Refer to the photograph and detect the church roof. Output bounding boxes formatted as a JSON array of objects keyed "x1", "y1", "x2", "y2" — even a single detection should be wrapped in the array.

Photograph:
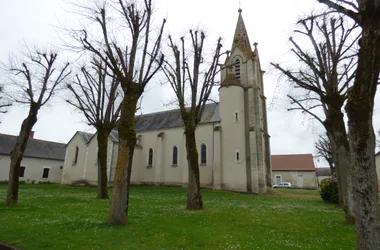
[
  {"x1": 271, "y1": 154, "x2": 315, "y2": 172},
  {"x1": 221, "y1": 73, "x2": 241, "y2": 87},
  {"x1": 135, "y1": 103, "x2": 220, "y2": 132},
  {"x1": 78, "y1": 131, "x2": 94, "y2": 144},
  {"x1": 232, "y1": 9, "x2": 253, "y2": 57},
  {"x1": 0, "y1": 133, "x2": 66, "y2": 161},
  {"x1": 76, "y1": 103, "x2": 220, "y2": 143}
]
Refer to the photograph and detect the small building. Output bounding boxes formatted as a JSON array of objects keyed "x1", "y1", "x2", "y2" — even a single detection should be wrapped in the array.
[
  {"x1": 0, "y1": 132, "x2": 65, "y2": 183},
  {"x1": 271, "y1": 154, "x2": 316, "y2": 189},
  {"x1": 316, "y1": 167, "x2": 332, "y2": 186}
]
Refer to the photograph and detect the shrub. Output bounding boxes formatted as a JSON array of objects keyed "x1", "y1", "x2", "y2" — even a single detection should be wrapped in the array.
[{"x1": 319, "y1": 177, "x2": 339, "y2": 204}]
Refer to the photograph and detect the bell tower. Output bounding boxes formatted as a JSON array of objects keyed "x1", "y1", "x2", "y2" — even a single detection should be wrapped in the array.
[{"x1": 219, "y1": 9, "x2": 271, "y2": 193}]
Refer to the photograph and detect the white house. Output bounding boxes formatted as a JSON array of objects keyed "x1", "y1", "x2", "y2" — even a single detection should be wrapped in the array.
[
  {"x1": 61, "y1": 9, "x2": 272, "y2": 193},
  {"x1": 271, "y1": 154, "x2": 317, "y2": 189},
  {"x1": 0, "y1": 132, "x2": 65, "y2": 183}
]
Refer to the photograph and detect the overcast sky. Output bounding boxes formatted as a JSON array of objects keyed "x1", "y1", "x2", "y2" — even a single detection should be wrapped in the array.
[{"x1": 1, "y1": 0, "x2": 378, "y2": 168}]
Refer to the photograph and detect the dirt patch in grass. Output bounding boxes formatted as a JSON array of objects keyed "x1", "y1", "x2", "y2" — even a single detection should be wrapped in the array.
[{"x1": 268, "y1": 190, "x2": 320, "y2": 199}]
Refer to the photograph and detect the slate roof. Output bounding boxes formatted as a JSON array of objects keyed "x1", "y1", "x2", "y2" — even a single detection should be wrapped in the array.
[
  {"x1": 74, "y1": 103, "x2": 220, "y2": 144},
  {"x1": 134, "y1": 103, "x2": 220, "y2": 132},
  {"x1": 109, "y1": 130, "x2": 119, "y2": 142},
  {"x1": 78, "y1": 131, "x2": 94, "y2": 144},
  {"x1": 0, "y1": 133, "x2": 66, "y2": 161},
  {"x1": 271, "y1": 154, "x2": 315, "y2": 171}
]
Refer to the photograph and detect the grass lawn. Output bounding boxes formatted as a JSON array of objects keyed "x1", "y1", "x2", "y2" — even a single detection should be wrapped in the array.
[{"x1": 0, "y1": 184, "x2": 356, "y2": 250}]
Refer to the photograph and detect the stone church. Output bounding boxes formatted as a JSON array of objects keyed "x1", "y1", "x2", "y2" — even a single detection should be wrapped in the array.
[{"x1": 61, "y1": 9, "x2": 272, "y2": 193}]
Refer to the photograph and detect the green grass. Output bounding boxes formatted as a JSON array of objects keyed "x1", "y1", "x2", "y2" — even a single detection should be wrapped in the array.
[
  {"x1": 0, "y1": 184, "x2": 356, "y2": 250},
  {"x1": 274, "y1": 188, "x2": 320, "y2": 195}
]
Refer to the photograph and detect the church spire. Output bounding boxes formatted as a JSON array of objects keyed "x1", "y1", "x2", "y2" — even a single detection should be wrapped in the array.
[{"x1": 232, "y1": 9, "x2": 253, "y2": 57}]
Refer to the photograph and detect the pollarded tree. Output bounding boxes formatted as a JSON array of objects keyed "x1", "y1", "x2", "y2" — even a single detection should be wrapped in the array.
[
  {"x1": 4, "y1": 49, "x2": 70, "y2": 205},
  {"x1": 272, "y1": 14, "x2": 358, "y2": 223},
  {"x1": 66, "y1": 57, "x2": 122, "y2": 199},
  {"x1": 315, "y1": 135, "x2": 335, "y2": 175},
  {"x1": 316, "y1": 1, "x2": 380, "y2": 248},
  {"x1": 161, "y1": 31, "x2": 222, "y2": 209},
  {"x1": 69, "y1": 0, "x2": 166, "y2": 225}
]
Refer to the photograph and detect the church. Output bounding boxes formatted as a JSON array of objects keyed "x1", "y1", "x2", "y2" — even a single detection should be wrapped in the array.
[{"x1": 61, "y1": 9, "x2": 272, "y2": 193}]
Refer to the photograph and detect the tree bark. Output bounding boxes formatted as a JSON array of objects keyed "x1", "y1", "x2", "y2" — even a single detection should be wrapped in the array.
[
  {"x1": 6, "y1": 103, "x2": 39, "y2": 205},
  {"x1": 124, "y1": 143, "x2": 135, "y2": 217},
  {"x1": 108, "y1": 95, "x2": 137, "y2": 226},
  {"x1": 345, "y1": 16, "x2": 380, "y2": 249},
  {"x1": 97, "y1": 128, "x2": 109, "y2": 199},
  {"x1": 184, "y1": 128, "x2": 203, "y2": 210},
  {"x1": 325, "y1": 102, "x2": 355, "y2": 224}
]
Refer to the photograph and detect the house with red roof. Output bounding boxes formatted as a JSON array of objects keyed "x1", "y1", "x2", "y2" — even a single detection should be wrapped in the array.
[{"x1": 271, "y1": 154, "x2": 316, "y2": 189}]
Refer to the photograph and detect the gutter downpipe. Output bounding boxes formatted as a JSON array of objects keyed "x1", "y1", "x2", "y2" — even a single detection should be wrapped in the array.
[{"x1": 212, "y1": 122, "x2": 215, "y2": 188}]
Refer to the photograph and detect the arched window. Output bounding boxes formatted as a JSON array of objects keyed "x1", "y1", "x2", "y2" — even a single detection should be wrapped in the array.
[
  {"x1": 148, "y1": 148, "x2": 153, "y2": 166},
  {"x1": 172, "y1": 146, "x2": 178, "y2": 165},
  {"x1": 73, "y1": 146, "x2": 79, "y2": 165},
  {"x1": 200, "y1": 144, "x2": 207, "y2": 165},
  {"x1": 234, "y1": 59, "x2": 241, "y2": 80}
]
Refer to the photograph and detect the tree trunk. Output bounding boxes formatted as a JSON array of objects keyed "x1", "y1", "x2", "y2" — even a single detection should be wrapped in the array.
[
  {"x1": 108, "y1": 95, "x2": 137, "y2": 226},
  {"x1": 184, "y1": 128, "x2": 203, "y2": 210},
  {"x1": 124, "y1": 143, "x2": 135, "y2": 217},
  {"x1": 97, "y1": 128, "x2": 109, "y2": 199},
  {"x1": 6, "y1": 103, "x2": 39, "y2": 205},
  {"x1": 331, "y1": 147, "x2": 344, "y2": 207},
  {"x1": 324, "y1": 100, "x2": 355, "y2": 224},
  {"x1": 344, "y1": 16, "x2": 380, "y2": 249}
]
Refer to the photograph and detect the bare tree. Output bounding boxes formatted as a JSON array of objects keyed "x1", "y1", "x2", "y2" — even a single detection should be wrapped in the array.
[
  {"x1": 315, "y1": 135, "x2": 335, "y2": 175},
  {"x1": 271, "y1": 14, "x2": 358, "y2": 223},
  {"x1": 0, "y1": 86, "x2": 12, "y2": 117},
  {"x1": 161, "y1": 31, "x2": 222, "y2": 209},
  {"x1": 4, "y1": 49, "x2": 70, "y2": 205},
  {"x1": 66, "y1": 57, "x2": 121, "y2": 199},
  {"x1": 68, "y1": 0, "x2": 166, "y2": 225},
  {"x1": 316, "y1": 1, "x2": 380, "y2": 248}
]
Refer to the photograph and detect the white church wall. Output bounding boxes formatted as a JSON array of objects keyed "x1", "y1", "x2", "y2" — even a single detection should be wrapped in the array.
[
  {"x1": 82, "y1": 136, "x2": 98, "y2": 183},
  {"x1": 61, "y1": 133, "x2": 88, "y2": 184},
  {"x1": 126, "y1": 123, "x2": 217, "y2": 187}
]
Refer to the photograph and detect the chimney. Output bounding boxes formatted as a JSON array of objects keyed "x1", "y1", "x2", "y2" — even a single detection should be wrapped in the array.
[{"x1": 29, "y1": 131, "x2": 34, "y2": 139}]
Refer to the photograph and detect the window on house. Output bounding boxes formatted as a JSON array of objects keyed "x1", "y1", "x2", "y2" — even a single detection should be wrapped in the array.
[
  {"x1": 42, "y1": 168, "x2": 50, "y2": 179},
  {"x1": 200, "y1": 144, "x2": 207, "y2": 165},
  {"x1": 148, "y1": 148, "x2": 153, "y2": 166},
  {"x1": 19, "y1": 166, "x2": 26, "y2": 178},
  {"x1": 235, "y1": 59, "x2": 241, "y2": 80},
  {"x1": 73, "y1": 146, "x2": 79, "y2": 165},
  {"x1": 172, "y1": 146, "x2": 178, "y2": 165},
  {"x1": 235, "y1": 111, "x2": 239, "y2": 122}
]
